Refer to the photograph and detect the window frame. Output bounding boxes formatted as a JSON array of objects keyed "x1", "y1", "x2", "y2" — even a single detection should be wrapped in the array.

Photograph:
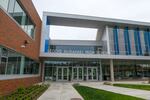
[{"x1": 0, "y1": 0, "x2": 36, "y2": 40}]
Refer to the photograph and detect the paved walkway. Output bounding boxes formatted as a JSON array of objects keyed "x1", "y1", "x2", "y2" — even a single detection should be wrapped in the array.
[
  {"x1": 38, "y1": 82, "x2": 83, "y2": 100},
  {"x1": 80, "y1": 82, "x2": 150, "y2": 100}
]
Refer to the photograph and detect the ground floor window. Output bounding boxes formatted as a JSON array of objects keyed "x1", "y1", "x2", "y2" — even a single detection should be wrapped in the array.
[
  {"x1": 44, "y1": 60, "x2": 109, "y2": 81},
  {"x1": 0, "y1": 45, "x2": 40, "y2": 75},
  {"x1": 44, "y1": 59, "x2": 150, "y2": 81},
  {"x1": 114, "y1": 60, "x2": 150, "y2": 80}
]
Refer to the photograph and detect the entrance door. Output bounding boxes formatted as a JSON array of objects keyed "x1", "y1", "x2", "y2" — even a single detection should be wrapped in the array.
[
  {"x1": 87, "y1": 67, "x2": 98, "y2": 81},
  {"x1": 57, "y1": 67, "x2": 68, "y2": 81},
  {"x1": 72, "y1": 67, "x2": 83, "y2": 81}
]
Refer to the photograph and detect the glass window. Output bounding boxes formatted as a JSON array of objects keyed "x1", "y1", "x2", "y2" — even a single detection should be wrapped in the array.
[
  {"x1": 0, "y1": 45, "x2": 39, "y2": 75},
  {"x1": 24, "y1": 58, "x2": 39, "y2": 74},
  {"x1": 7, "y1": 0, "x2": 15, "y2": 16},
  {"x1": 0, "y1": 57, "x2": 7, "y2": 74},
  {"x1": 13, "y1": 1, "x2": 26, "y2": 27},
  {"x1": 1, "y1": 0, "x2": 35, "y2": 39},
  {"x1": 0, "y1": 0, "x2": 9, "y2": 11},
  {"x1": 26, "y1": 18, "x2": 35, "y2": 38},
  {"x1": 7, "y1": 56, "x2": 21, "y2": 74}
]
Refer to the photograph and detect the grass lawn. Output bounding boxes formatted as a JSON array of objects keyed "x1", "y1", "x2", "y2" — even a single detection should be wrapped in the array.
[
  {"x1": 73, "y1": 85, "x2": 144, "y2": 100},
  {"x1": 113, "y1": 84, "x2": 150, "y2": 91}
]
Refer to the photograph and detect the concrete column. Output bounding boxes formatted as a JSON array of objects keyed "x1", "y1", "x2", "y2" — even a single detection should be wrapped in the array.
[
  {"x1": 20, "y1": 56, "x2": 25, "y2": 74},
  {"x1": 110, "y1": 59, "x2": 114, "y2": 81},
  {"x1": 99, "y1": 60, "x2": 103, "y2": 81},
  {"x1": 41, "y1": 61, "x2": 45, "y2": 82}
]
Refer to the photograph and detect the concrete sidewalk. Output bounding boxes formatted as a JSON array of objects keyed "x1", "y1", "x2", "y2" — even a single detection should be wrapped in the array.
[
  {"x1": 80, "y1": 82, "x2": 150, "y2": 100},
  {"x1": 38, "y1": 82, "x2": 83, "y2": 100}
]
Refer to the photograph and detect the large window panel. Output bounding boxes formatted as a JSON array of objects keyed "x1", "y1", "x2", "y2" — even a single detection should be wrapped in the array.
[
  {"x1": 0, "y1": 57, "x2": 7, "y2": 74},
  {"x1": 13, "y1": 1, "x2": 26, "y2": 26},
  {"x1": 0, "y1": 46, "x2": 39, "y2": 75},
  {"x1": 24, "y1": 58, "x2": 39, "y2": 74},
  {"x1": 0, "y1": 0, "x2": 9, "y2": 11},
  {"x1": 7, "y1": 56, "x2": 21, "y2": 74},
  {"x1": 7, "y1": 0, "x2": 15, "y2": 16},
  {"x1": 1, "y1": 0, "x2": 35, "y2": 39},
  {"x1": 0, "y1": 47, "x2": 8, "y2": 74},
  {"x1": 27, "y1": 18, "x2": 35, "y2": 38}
]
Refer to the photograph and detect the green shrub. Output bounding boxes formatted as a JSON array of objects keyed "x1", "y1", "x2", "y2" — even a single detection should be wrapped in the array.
[
  {"x1": 1, "y1": 84, "x2": 49, "y2": 100},
  {"x1": 17, "y1": 87, "x2": 26, "y2": 94},
  {"x1": 73, "y1": 83, "x2": 80, "y2": 86},
  {"x1": 103, "y1": 82, "x2": 113, "y2": 85}
]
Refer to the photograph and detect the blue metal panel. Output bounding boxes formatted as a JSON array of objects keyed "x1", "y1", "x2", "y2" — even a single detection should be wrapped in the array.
[
  {"x1": 46, "y1": 16, "x2": 51, "y2": 25},
  {"x1": 127, "y1": 28, "x2": 131, "y2": 55},
  {"x1": 137, "y1": 28, "x2": 142, "y2": 55},
  {"x1": 134, "y1": 29, "x2": 138, "y2": 55},
  {"x1": 113, "y1": 26, "x2": 119, "y2": 55},
  {"x1": 144, "y1": 29, "x2": 149, "y2": 53},
  {"x1": 134, "y1": 28, "x2": 142, "y2": 56},
  {"x1": 148, "y1": 30, "x2": 150, "y2": 53},
  {"x1": 45, "y1": 16, "x2": 50, "y2": 53},
  {"x1": 44, "y1": 40, "x2": 49, "y2": 53},
  {"x1": 124, "y1": 27, "x2": 131, "y2": 55}
]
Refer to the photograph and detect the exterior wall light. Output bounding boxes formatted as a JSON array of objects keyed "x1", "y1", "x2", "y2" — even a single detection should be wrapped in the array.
[{"x1": 21, "y1": 40, "x2": 30, "y2": 48}]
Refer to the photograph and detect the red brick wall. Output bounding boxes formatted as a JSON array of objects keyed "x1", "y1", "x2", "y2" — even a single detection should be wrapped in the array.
[
  {"x1": 0, "y1": 76, "x2": 41, "y2": 96},
  {"x1": 0, "y1": 0, "x2": 42, "y2": 61},
  {"x1": 0, "y1": 0, "x2": 43, "y2": 96}
]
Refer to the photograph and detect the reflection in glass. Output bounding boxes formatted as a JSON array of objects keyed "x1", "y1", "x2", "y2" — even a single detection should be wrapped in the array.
[
  {"x1": 0, "y1": 0, "x2": 9, "y2": 10},
  {"x1": 0, "y1": 0, "x2": 35, "y2": 38},
  {"x1": 0, "y1": 46, "x2": 39, "y2": 75}
]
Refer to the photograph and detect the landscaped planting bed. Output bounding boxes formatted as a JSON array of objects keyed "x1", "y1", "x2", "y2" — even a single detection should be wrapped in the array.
[
  {"x1": 0, "y1": 84, "x2": 49, "y2": 100},
  {"x1": 73, "y1": 85, "x2": 144, "y2": 100},
  {"x1": 113, "y1": 84, "x2": 150, "y2": 91}
]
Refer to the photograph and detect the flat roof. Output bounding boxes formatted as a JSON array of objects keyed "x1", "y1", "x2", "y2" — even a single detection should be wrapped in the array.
[{"x1": 44, "y1": 12, "x2": 150, "y2": 29}]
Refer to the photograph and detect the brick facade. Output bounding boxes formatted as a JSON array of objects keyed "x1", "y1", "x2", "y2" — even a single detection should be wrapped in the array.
[
  {"x1": 0, "y1": 0, "x2": 42, "y2": 96},
  {"x1": 0, "y1": 0, "x2": 42, "y2": 61},
  {"x1": 0, "y1": 76, "x2": 41, "y2": 96}
]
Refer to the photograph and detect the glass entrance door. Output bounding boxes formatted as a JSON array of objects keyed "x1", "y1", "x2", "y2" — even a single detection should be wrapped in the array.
[
  {"x1": 57, "y1": 67, "x2": 68, "y2": 81},
  {"x1": 87, "y1": 67, "x2": 98, "y2": 81},
  {"x1": 72, "y1": 67, "x2": 83, "y2": 81}
]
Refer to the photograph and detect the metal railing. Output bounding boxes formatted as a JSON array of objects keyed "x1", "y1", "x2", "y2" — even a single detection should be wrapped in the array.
[{"x1": 49, "y1": 49, "x2": 108, "y2": 55}]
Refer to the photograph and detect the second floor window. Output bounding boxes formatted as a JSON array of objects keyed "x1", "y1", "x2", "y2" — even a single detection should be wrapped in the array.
[{"x1": 0, "y1": 0, "x2": 35, "y2": 39}]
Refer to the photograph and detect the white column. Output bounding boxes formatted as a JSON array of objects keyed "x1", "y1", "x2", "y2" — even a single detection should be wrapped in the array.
[
  {"x1": 110, "y1": 59, "x2": 114, "y2": 81},
  {"x1": 106, "y1": 26, "x2": 111, "y2": 55},
  {"x1": 20, "y1": 56, "x2": 25, "y2": 74}
]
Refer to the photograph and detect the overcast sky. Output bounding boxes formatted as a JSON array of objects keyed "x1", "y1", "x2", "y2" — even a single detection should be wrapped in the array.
[{"x1": 32, "y1": 0, "x2": 150, "y2": 40}]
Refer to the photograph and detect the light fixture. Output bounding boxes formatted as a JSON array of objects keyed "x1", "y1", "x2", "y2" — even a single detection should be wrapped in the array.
[{"x1": 21, "y1": 40, "x2": 30, "y2": 48}]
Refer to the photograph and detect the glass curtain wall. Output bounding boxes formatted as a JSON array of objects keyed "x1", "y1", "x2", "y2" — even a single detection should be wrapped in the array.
[
  {"x1": 101, "y1": 60, "x2": 111, "y2": 81},
  {"x1": 0, "y1": 0, "x2": 35, "y2": 38},
  {"x1": 44, "y1": 60, "x2": 102, "y2": 81},
  {"x1": 0, "y1": 45, "x2": 39, "y2": 75},
  {"x1": 114, "y1": 60, "x2": 150, "y2": 80},
  {"x1": 0, "y1": 0, "x2": 9, "y2": 10}
]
